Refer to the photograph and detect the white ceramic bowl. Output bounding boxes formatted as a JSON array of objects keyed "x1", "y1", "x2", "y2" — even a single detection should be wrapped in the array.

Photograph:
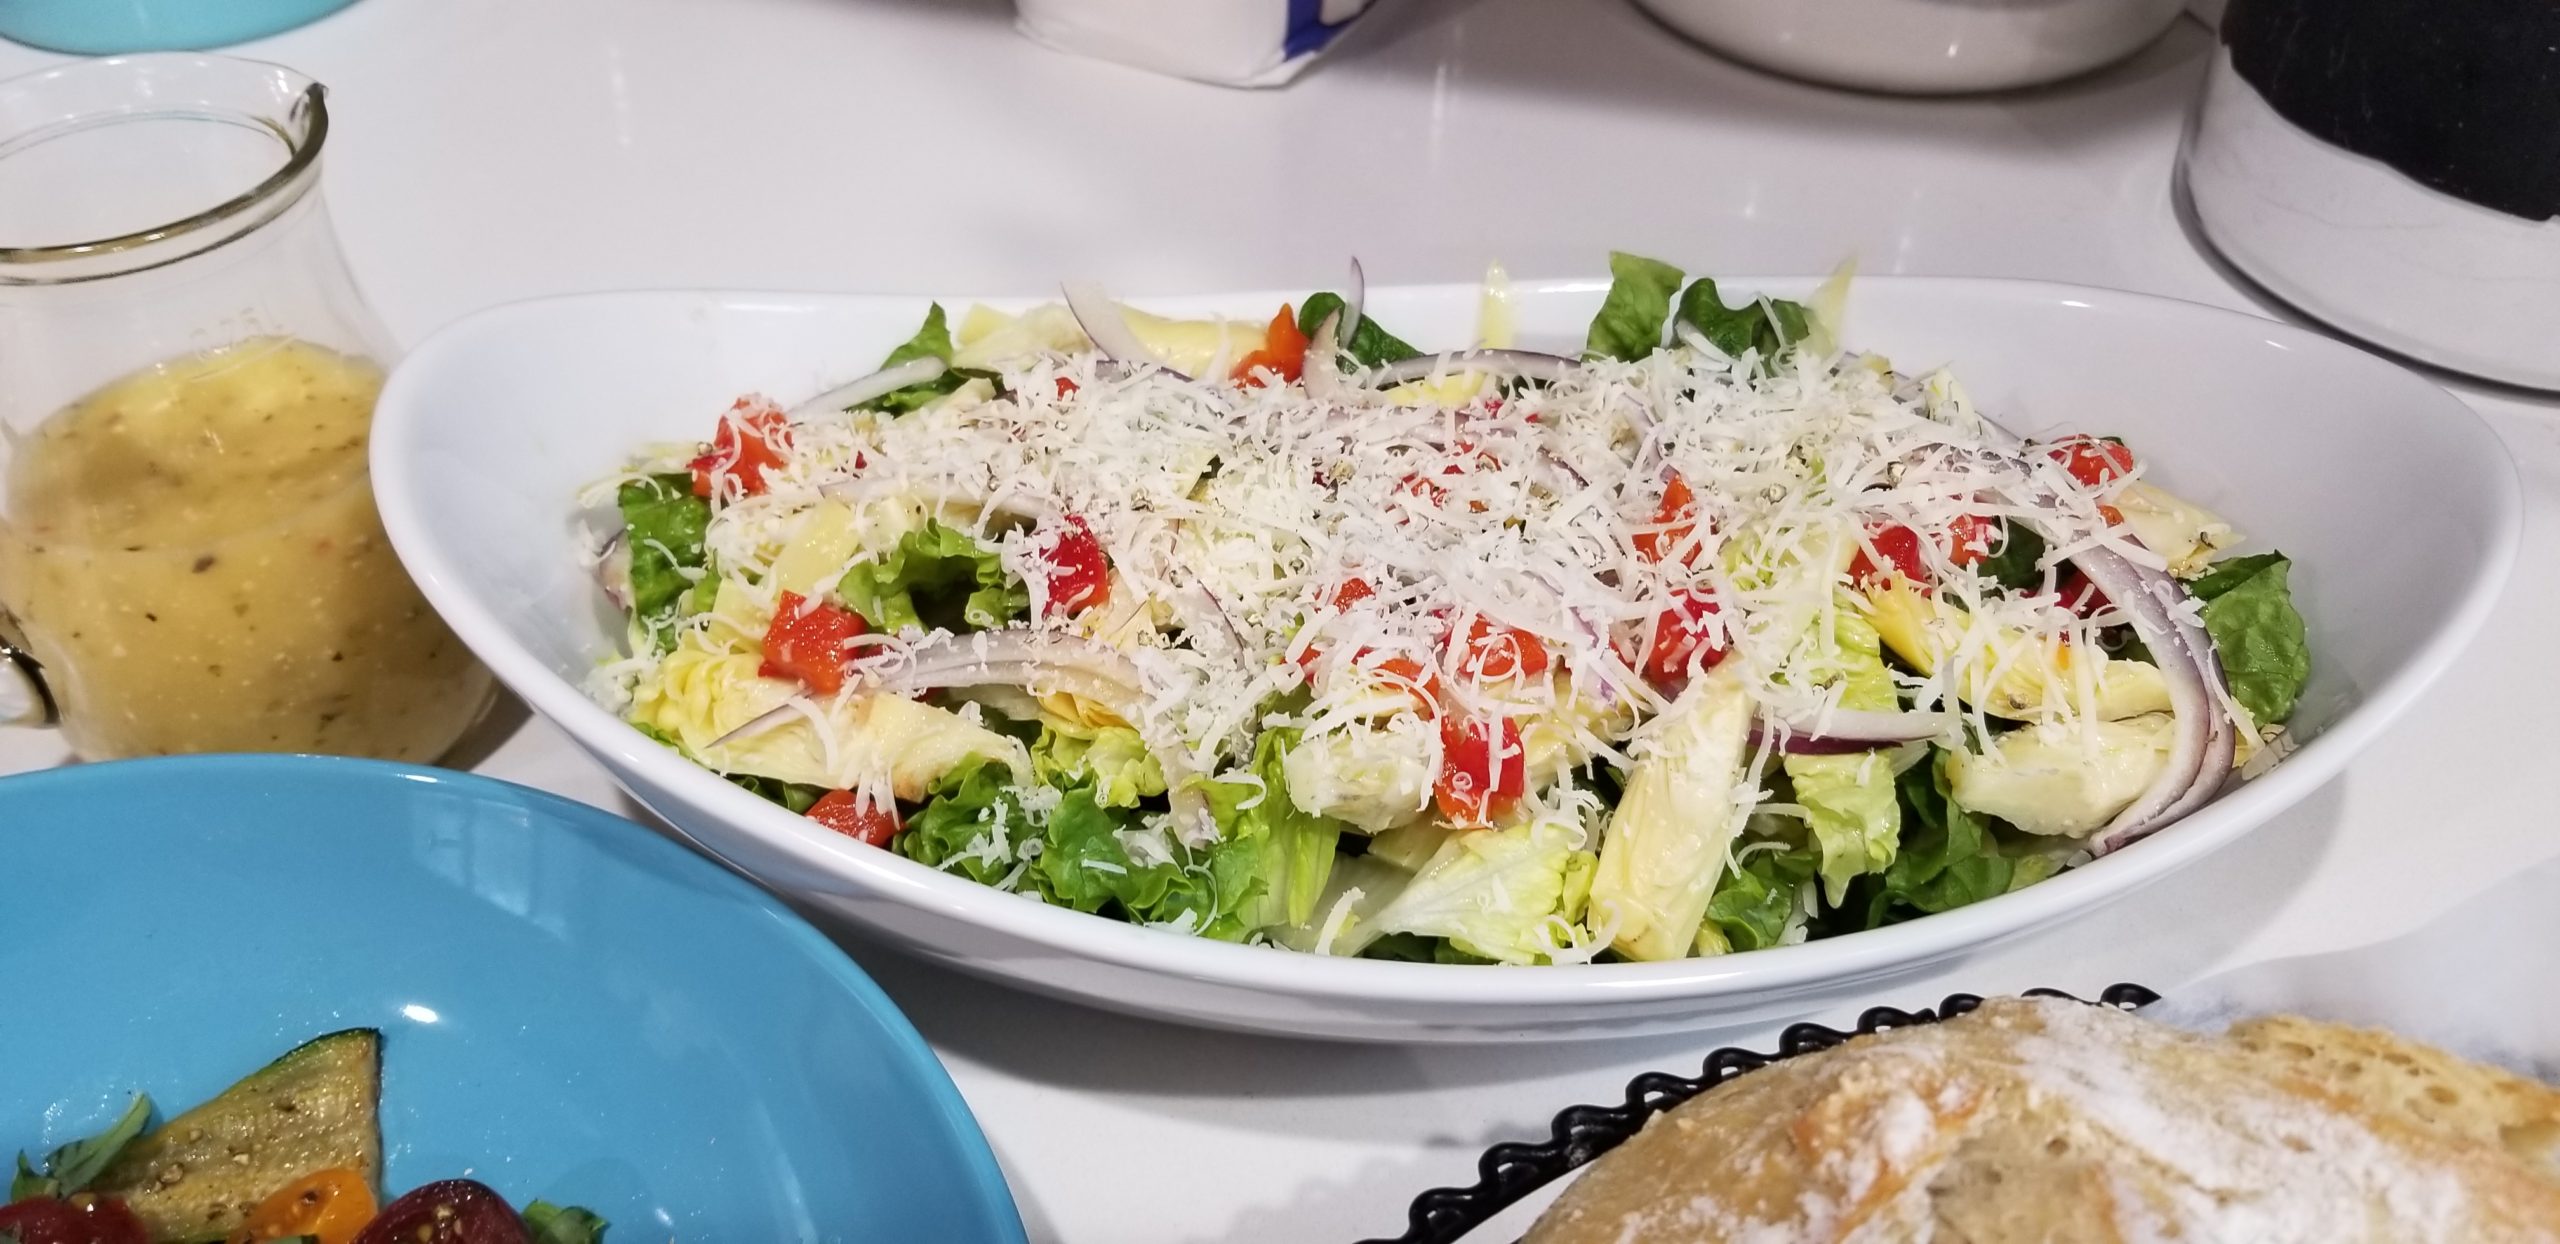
[
  {"x1": 375, "y1": 279, "x2": 2516, "y2": 1042},
  {"x1": 1632, "y1": 0, "x2": 2187, "y2": 94}
]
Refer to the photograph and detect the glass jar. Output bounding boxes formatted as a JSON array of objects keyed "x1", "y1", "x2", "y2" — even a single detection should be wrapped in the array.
[{"x1": 0, "y1": 54, "x2": 493, "y2": 761}]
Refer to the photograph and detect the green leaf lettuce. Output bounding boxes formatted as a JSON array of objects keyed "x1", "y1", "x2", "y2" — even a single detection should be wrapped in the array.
[
  {"x1": 615, "y1": 473, "x2": 712, "y2": 652},
  {"x1": 2190, "y1": 552, "x2": 2311, "y2": 726},
  {"x1": 836, "y1": 519, "x2": 1029, "y2": 634},
  {"x1": 1585, "y1": 252, "x2": 1685, "y2": 362}
]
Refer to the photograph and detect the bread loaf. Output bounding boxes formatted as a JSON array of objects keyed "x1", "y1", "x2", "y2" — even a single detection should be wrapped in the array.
[{"x1": 1528, "y1": 996, "x2": 2560, "y2": 1243}]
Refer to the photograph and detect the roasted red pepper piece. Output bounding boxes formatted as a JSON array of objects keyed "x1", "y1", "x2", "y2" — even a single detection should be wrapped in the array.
[{"x1": 758, "y1": 591, "x2": 866, "y2": 695}]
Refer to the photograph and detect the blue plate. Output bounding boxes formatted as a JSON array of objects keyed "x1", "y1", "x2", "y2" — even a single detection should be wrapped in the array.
[{"x1": 0, "y1": 756, "x2": 1024, "y2": 1243}]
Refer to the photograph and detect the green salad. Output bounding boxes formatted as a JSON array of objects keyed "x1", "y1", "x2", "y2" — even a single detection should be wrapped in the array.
[{"x1": 581, "y1": 253, "x2": 2309, "y2": 965}]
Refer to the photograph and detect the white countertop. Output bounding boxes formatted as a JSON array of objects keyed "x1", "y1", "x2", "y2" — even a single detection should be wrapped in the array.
[{"x1": 5, "y1": 3, "x2": 2556, "y2": 1240}]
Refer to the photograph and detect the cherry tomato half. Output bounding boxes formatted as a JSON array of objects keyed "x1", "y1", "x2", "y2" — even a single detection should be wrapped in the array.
[
  {"x1": 1435, "y1": 716, "x2": 1525, "y2": 826},
  {"x1": 1035, "y1": 516, "x2": 1111, "y2": 617},
  {"x1": 350, "y1": 1180, "x2": 527, "y2": 1244},
  {"x1": 232, "y1": 1167, "x2": 377, "y2": 1244},
  {"x1": 758, "y1": 591, "x2": 866, "y2": 696},
  {"x1": 0, "y1": 1196, "x2": 148, "y2": 1244},
  {"x1": 809, "y1": 789, "x2": 900, "y2": 847},
  {"x1": 687, "y1": 397, "x2": 793, "y2": 499}
]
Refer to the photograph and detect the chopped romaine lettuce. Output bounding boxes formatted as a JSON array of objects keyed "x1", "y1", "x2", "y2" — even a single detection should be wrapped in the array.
[
  {"x1": 1862, "y1": 749, "x2": 2045, "y2": 927},
  {"x1": 2190, "y1": 552, "x2": 2309, "y2": 726},
  {"x1": 1701, "y1": 843, "x2": 1818, "y2": 954},
  {"x1": 1674, "y1": 277, "x2": 1810, "y2": 369},
  {"x1": 836, "y1": 519, "x2": 1028, "y2": 633},
  {"x1": 615, "y1": 473, "x2": 712, "y2": 651},
  {"x1": 858, "y1": 303, "x2": 975, "y2": 415},
  {"x1": 1584, "y1": 252, "x2": 1685, "y2": 362},
  {"x1": 1361, "y1": 933, "x2": 1496, "y2": 965},
  {"x1": 1033, "y1": 724, "x2": 1166, "y2": 809},
  {"x1": 900, "y1": 758, "x2": 1256, "y2": 939},
  {"x1": 727, "y1": 771, "x2": 829, "y2": 816},
  {"x1": 1268, "y1": 852, "x2": 1408, "y2": 955},
  {"x1": 1201, "y1": 727, "x2": 1348, "y2": 931},
  {"x1": 1783, "y1": 608, "x2": 1904, "y2": 903},
  {"x1": 1364, "y1": 818, "x2": 1590, "y2": 965}
]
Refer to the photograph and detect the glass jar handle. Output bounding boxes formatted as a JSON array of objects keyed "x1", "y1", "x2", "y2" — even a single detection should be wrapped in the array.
[{"x1": 0, "y1": 613, "x2": 57, "y2": 727}]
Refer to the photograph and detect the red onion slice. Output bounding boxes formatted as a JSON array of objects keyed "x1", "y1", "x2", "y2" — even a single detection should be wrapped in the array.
[
  {"x1": 860, "y1": 631, "x2": 1214, "y2": 834},
  {"x1": 818, "y1": 477, "x2": 1056, "y2": 525},
  {"x1": 1363, "y1": 349, "x2": 1578, "y2": 389},
  {"x1": 707, "y1": 701, "x2": 801, "y2": 749},
  {"x1": 1343, "y1": 256, "x2": 1366, "y2": 343},
  {"x1": 1753, "y1": 707, "x2": 1956, "y2": 755},
  {"x1": 595, "y1": 531, "x2": 633, "y2": 611},
  {"x1": 2067, "y1": 544, "x2": 2235, "y2": 854},
  {"x1": 1961, "y1": 440, "x2": 2238, "y2": 853},
  {"x1": 785, "y1": 355, "x2": 949, "y2": 421},
  {"x1": 1062, "y1": 281, "x2": 1185, "y2": 378}
]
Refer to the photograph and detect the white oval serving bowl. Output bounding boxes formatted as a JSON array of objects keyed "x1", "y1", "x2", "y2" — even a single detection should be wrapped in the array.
[
  {"x1": 1631, "y1": 0, "x2": 2188, "y2": 95},
  {"x1": 375, "y1": 278, "x2": 2516, "y2": 1042}
]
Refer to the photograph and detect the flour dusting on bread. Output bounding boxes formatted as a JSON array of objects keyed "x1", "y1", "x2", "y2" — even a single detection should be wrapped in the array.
[{"x1": 1530, "y1": 997, "x2": 2560, "y2": 1244}]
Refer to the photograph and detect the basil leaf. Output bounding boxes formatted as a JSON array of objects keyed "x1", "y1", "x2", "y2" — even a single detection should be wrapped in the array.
[
  {"x1": 13, "y1": 1094, "x2": 151, "y2": 1202},
  {"x1": 2193, "y1": 553, "x2": 2311, "y2": 725},
  {"x1": 524, "y1": 1201, "x2": 611, "y2": 1244},
  {"x1": 1297, "y1": 293, "x2": 1418, "y2": 369},
  {"x1": 1584, "y1": 252, "x2": 1685, "y2": 362}
]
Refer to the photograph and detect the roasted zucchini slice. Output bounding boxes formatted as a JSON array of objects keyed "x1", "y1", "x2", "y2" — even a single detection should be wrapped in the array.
[{"x1": 92, "y1": 1030, "x2": 382, "y2": 1243}]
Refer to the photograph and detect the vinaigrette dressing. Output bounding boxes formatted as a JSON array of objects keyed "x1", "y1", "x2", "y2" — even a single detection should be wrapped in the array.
[{"x1": 0, "y1": 338, "x2": 489, "y2": 759}]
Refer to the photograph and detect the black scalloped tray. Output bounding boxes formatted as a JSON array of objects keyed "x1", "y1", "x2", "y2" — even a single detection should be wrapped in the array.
[{"x1": 1359, "y1": 984, "x2": 2161, "y2": 1244}]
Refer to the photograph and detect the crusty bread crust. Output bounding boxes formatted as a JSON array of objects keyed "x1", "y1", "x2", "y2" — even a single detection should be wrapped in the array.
[{"x1": 1529, "y1": 997, "x2": 2560, "y2": 1243}]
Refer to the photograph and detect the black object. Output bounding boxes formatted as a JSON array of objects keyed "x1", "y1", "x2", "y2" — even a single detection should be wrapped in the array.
[
  {"x1": 2223, "y1": 0, "x2": 2560, "y2": 222},
  {"x1": 1359, "y1": 984, "x2": 2162, "y2": 1244}
]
